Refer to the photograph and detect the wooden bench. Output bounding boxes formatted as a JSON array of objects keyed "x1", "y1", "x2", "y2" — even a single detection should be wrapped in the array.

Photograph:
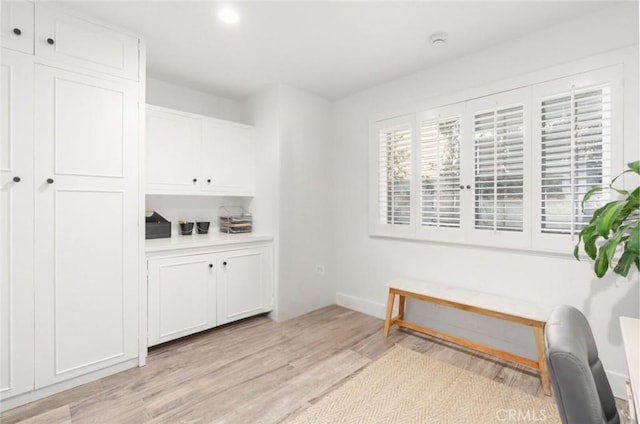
[{"x1": 383, "y1": 279, "x2": 553, "y2": 396}]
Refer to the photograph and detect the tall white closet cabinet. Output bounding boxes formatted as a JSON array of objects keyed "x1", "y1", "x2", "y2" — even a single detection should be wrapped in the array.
[{"x1": 1, "y1": 2, "x2": 143, "y2": 408}]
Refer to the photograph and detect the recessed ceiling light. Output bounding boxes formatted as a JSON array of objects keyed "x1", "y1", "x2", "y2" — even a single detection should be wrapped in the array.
[
  {"x1": 430, "y1": 32, "x2": 448, "y2": 47},
  {"x1": 218, "y1": 7, "x2": 239, "y2": 24}
]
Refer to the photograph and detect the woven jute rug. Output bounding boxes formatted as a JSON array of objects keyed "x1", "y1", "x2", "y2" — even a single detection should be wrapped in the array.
[{"x1": 287, "y1": 345, "x2": 560, "y2": 424}]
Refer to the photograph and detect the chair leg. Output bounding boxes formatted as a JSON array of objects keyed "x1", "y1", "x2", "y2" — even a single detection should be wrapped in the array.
[
  {"x1": 383, "y1": 290, "x2": 395, "y2": 336},
  {"x1": 534, "y1": 325, "x2": 552, "y2": 396}
]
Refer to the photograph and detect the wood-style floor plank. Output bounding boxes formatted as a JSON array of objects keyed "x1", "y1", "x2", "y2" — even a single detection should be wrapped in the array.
[{"x1": 0, "y1": 305, "x2": 630, "y2": 424}]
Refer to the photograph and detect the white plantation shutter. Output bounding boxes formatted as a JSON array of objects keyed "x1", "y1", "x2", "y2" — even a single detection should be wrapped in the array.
[
  {"x1": 539, "y1": 84, "x2": 612, "y2": 235},
  {"x1": 369, "y1": 65, "x2": 622, "y2": 252},
  {"x1": 420, "y1": 116, "x2": 461, "y2": 228},
  {"x1": 473, "y1": 105, "x2": 525, "y2": 232},
  {"x1": 378, "y1": 124, "x2": 412, "y2": 226}
]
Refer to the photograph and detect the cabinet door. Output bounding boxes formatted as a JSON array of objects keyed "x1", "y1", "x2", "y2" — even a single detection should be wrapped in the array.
[
  {"x1": 201, "y1": 121, "x2": 254, "y2": 195},
  {"x1": 147, "y1": 254, "x2": 217, "y2": 346},
  {"x1": 146, "y1": 108, "x2": 202, "y2": 194},
  {"x1": 217, "y1": 246, "x2": 272, "y2": 325},
  {"x1": 33, "y1": 65, "x2": 139, "y2": 388},
  {"x1": 0, "y1": 1, "x2": 34, "y2": 54},
  {"x1": 0, "y1": 50, "x2": 34, "y2": 400},
  {"x1": 34, "y1": 5, "x2": 139, "y2": 80}
]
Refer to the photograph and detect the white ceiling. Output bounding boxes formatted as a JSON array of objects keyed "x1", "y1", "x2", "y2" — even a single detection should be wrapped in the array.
[{"x1": 55, "y1": 1, "x2": 621, "y2": 100}]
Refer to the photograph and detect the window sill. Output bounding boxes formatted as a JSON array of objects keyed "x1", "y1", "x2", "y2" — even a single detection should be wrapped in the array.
[{"x1": 369, "y1": 232, "x2": 579, "y2": 260}]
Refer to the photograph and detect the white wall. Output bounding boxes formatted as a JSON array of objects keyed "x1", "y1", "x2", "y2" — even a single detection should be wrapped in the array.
[
  {"x1": 244, "y1": 85, "x2": 335, "y2": 321},
  {"x1": 146, "y1": 77, "x2": 247, "y2": 123},
  {"x1": 329, "y1": 2, "x2": 639, "y2": 397},
  {"x1": 277, "y1": 86, "x2": 334, "y2": 320},
  {"x1": 244, "y1": 88, "x2": 283, "y2": 318}
]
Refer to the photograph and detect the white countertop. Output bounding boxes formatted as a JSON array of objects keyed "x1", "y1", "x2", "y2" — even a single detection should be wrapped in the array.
[
  {"x1": 145, "y1": 232, "x2": 273, "y2": 253},
  {"x1": 386, "y1": 278, "x2": 554, "y2": 323},
  {"x1": 620, "y1": 316, "x2": 639, "y2": 417}
]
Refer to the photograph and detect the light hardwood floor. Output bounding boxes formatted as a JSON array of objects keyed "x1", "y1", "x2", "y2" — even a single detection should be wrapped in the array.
[{"x1": 1, "y1": 305, "x2": 630, "y2": 423}]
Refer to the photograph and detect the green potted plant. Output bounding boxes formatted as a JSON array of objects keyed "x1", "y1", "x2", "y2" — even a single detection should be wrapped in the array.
[{"x1": 574, "y1": 160, "x2": 639, "y2": 278}]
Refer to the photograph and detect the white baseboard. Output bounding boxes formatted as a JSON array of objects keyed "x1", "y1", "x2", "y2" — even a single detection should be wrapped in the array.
[
  {"x1": 0, "y1": 358, "x2": 139, "y2": 412},
  {"x1": 336, "y1": 292, "x2": 397, "y2": 319},
  {"x1": 334, "y1": 291, "x2": 630, "y2": 400}
]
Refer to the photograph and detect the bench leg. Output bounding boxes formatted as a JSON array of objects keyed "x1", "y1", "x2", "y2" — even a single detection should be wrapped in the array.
[
  {"x1": 534, "y1": 326, "x2": 552, "y2": 396},
  {"x1": 398, "y1": 295, "x2": 406, "y2": 320},
  {"x1": 384, "y1": 290, "x2": 395, "y2": 336}
]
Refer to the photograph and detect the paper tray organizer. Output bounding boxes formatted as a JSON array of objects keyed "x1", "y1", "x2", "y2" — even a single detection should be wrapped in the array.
[{"x1": 219, "y1": 206, "x2": 252, "y2": 234}]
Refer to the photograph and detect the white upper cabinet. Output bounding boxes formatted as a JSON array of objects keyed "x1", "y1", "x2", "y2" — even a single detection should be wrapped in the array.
[
  {"x1": 146, "y1": 108, "x2": 202, "y2": 193},
  {"x1": 0, "y1": 0, "x2": 34, "y2": 54},
  {"x1": 34, "y1": 5, "x2": 139, "y2": 80},
  {"x1": 146, "y1": 105, "x2": 255, "y2": 196},
  {"x1": 202, "y1": 121, "x2": 254, "y2": 195}
]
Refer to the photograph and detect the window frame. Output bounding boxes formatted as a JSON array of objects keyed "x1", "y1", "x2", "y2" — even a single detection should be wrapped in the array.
[
  {"x1": 415, "y1": 103, "x2": 467, "y2": 243},
  {"x1": 531, "y1": 66, "x2": 624, "y2": 252},
  {"x1": 369, "y1": 64, "x2": 624, "y2": 254},
  {"x1": 465, "y1": 87, "x2": 533, "y2": 249},
  {"x1": 369, "y1": 114, "x2": 417, "y2": 238}
]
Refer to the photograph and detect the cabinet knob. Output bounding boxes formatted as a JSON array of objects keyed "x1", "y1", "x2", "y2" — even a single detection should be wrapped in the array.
[
  {"x1": 209, "y1": 264, "x2": 213, "y2": 268},
  {"x1": 13, "y1": 176, "x2": 21, "y2": 183},
  {"x1": 459, "y1": 185, "x2": 464, "y2": 190},
  {"x1": 207, "y1": 179, "x2": 211, "y2": 183},
  {"x1": 222, "y1": 261, "x2": 227, "y2": 266},
  {"x1": 12, "y1": 28, "x2": 21, "y2": 36},
  {"x1": 46, "y1": 178, "x2": 54, "y2": 184},
  {"x1": 466, "y1": 185, "x2": 471, "y2": 190},
  {"x1": 46, "y1": 38, "x2": 55, "y2": 45},
  {"x1": 193, "y1": 178, "x2": 197, "y2": 183}
]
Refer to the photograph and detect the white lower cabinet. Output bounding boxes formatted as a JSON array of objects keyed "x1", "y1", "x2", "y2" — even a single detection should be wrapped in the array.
[
  {"x1": 147, "y1": 242, "x2": 273, "y2": 347},
  {"x1": 217, "y1": 247, "x2": 271, "y2": 325},
  {"x1": 147, "y1": 254, "x2": 217, "y2": 346}
]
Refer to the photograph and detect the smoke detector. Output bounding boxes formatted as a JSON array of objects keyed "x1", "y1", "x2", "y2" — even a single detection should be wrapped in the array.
[{"x1": 430, "y1": 32, "x2": 448, "y2": 46}]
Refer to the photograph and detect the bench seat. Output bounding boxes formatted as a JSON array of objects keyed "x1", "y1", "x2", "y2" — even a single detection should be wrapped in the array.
[{"x1": 384, "y1": 278, "x2": 554, "y2": 396}]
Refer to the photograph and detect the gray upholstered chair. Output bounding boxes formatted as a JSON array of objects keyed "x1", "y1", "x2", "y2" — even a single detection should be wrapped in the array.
[{"x1": 545, "y1": 305, "x2": 620, "y2": 424}]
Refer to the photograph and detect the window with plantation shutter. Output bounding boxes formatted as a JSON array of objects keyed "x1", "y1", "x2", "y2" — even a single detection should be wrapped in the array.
[
  {"x1": 420, "y1": 115, "x2": 461, "y2": 229},
  {"x1": 378, "y1": 122, "x2": 412, "y2": 226},
  {"x1": 369, "y1": 64, "x2": 623, "y2": 253},
  {"x1": 473, "y1": 105, "x2": 525, "y2": 232},
  {"x1": 539, "y1": 84, "x2": 612, "y2": 235}
]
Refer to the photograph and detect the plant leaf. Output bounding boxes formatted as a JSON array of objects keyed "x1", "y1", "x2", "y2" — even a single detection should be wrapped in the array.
[
  {"x1": 628, "y1": 160, "x2": 640, "y2": 175},
  {"x1": 605, "y1": 230, "x2": 625, "y2": 261},
  {"x1": 581, "y1": 186, "x2": 605, "y2": 212},
  {"x1": 627, "y1": 222, "x2": 639, "y2": 254},
  {"x1": 585, "y1": 233, "x2": 599, "y2": 260},
  {"x1": 594, "y1": 246, "x2": 609, "y2": 278},
  {"x1": 610, "y1": 169, "x2": 634, "y2": 186},
  {"x1": 613, "y1": 250, "x2": 636, "y2": 277},
  {"x1": 595, "y1": 201, "x2": 627, "y2": 237}
]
